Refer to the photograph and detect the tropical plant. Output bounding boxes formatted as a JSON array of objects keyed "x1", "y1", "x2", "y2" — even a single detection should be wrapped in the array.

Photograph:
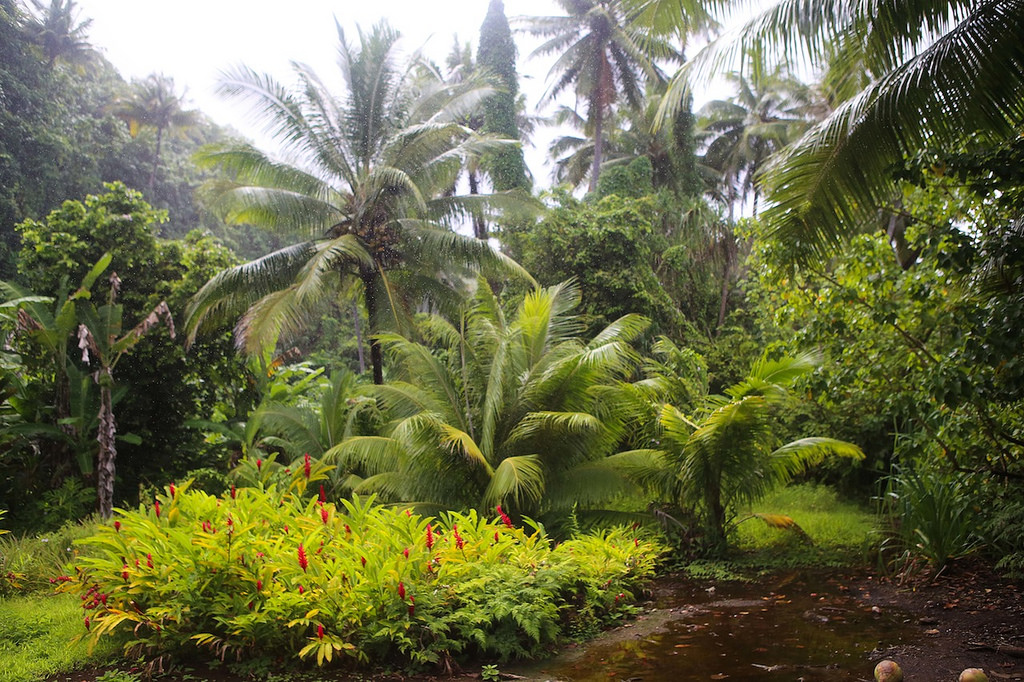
[
  {"x1": 64, "y1": 486, "x2": 661, "y2": 669},
  {"x1": 655, "y1": 0, "x2": 1024, "y2": 262},
  {"x1": 621, "y1": 352, "x2": 863, "y2": 550},
  {"x1": 76, "y1": 271, "x2": 175, "y2": 519},
  {"x1": 186, "y1": 21, "x2": 533, "y2": 385},
  {"x1": 330, "y1": 279, "x2": 648, "y2": 518},
  {"x1": 521, "y1": 0, "x2": 680, "y2": 192}
]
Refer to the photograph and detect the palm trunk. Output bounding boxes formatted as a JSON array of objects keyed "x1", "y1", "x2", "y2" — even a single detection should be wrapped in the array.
[
  {"x1": 588, "y1": 104, "x2": 605, "y2": 194},
  {"x1": 468, "y1": 169, "x2": 487, "y2": 240},
  {"x1": 352, "y1": 301, "x2": 366, "y2": 374},
  {"x1": 360, "y1": 268, "x2": 384, "y2": 385},
  {"x1": 716, "y1": 236, "x2": 735, "y2": 333},
  {"x1": 96, "y1": 379, "x2": 116, "y2": 519},
  {"x1": 149, "y1": 125, "x2": 163, "y2": 192}
]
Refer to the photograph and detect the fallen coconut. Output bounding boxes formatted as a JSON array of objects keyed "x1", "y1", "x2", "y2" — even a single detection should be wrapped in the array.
[
  {"x1": 875, "y1": 659, "x2": 904, "y2": 682},
  {"x1": 959, "y1": 669, "x2": 988, "y2": 682}
]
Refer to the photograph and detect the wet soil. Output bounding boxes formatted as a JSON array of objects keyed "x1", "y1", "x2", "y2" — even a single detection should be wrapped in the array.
[{"x1": 45, "y1": 563, "x2": 1023, "y2": 682}]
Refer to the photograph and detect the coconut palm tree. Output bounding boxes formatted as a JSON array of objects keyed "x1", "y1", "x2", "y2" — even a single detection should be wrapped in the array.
[
  {"x1": 521, "y1": 0, "x2": 681, "y2": 192},
  {"x1": 185, "y1": 22, "x2": 533, "y2": 385},
  {"x1": 696, "y1": 62, "x2": 811, "y2": 216},
  {"x1": 618, "y1": 351, "x2": 863, "y2": 550},
  {"x1": 328, "y1": 279, "x2": 648, "y2": 517},
  {"x1": 654, "y1": 0, "x2": 1024, "y2": 262},
  {"x1": 26, "y1": 0, "x2": 93, "y2": 68},
  {"x1": 115, "y1": 74, "x2": 199, "y2": 190}
]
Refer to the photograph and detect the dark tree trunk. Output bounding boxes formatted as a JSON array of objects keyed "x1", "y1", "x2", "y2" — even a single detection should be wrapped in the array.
[
  {"x1": 360, "y1": 268, "x2": 384, "y2": 385},
  {"x1": 588, "y1": 103, "x2": 605, "y2": 194},
  {"x1": 352, "y1": 301, "x2": 366, "y2": 374},
  {"x1": 468, "y1": 169, "x2": 487, "y2": 240}
]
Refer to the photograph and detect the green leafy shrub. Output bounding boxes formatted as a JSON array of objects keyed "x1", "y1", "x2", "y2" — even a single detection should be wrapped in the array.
[
  {"x1": 63, "y1": 479, "x2": 663, "y2": 671},
  {"x1": 0, "y1": 520, "x2": 99, "y2": 595}
]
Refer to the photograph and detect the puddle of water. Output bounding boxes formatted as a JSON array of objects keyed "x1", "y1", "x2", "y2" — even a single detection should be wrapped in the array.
[{"x1": 512, "y1": 571, "x2": 918, "y2": 681}]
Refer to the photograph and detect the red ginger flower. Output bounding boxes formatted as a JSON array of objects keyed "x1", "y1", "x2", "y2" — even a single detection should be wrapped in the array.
[
  {"x1": 304, "y1": 453, "x2": 311, "y2": 479},
  {"x1": 408, "y1": 596, "x2": 415, "y2": 616},
  {"x1": 317, "y1": 624, "x2": 324, "y2": 640},
  {"x1": 146, "y1": 553, "x2": 153, "y2": 569},
  {"x1": 397, "y1": 581, "x2": 405, "y2": 600},
  {"x1": 403, "y1": 547, "x2": 409, "y2": 559},
  {"x1": 360, "y1": 556, "x2": 366, "y2": 567},
  {"x1": 84, "y1": 616, "x2": 90, "y2": 631},
  {"x1": 230, "y1": 485, "x2": 236, "y2": 499},
  {"x1": 298, "y1": 584, "x2": 305, "y2": 594},
  {"x1": 121, "y1": 565, "x2": 129, "y2": 581},
  {"x1": 169, "y1": 482, "x2": 176, "y2": 498},
  {"x1": 153, "y1": 499, "x2": 161, "y2": 518},
  {"x1": 425, "y1": 523, "x2": 434, "y2": 550},
  {"x1": 320, "y1": 506, "x2": 329, "y2": 525},
  {"x1": 297, "y1": 543, "x2": 308, "y2": 572},
  {"x1": 453, "y1": 524, "x2": 464, "y2": 550},
  {"x1": 256, "y1": 579, "x2": 263, "y2": 591},
  {"x1": 319, "y1": 485, "x2": 326, "y2": 503},
  {"x1": 496, "y1": 504, "x2": 513, "y2": 528},
  {"x1": 256, "y1": 458, "x2": 262, "y2": 470},
  {"x1": 114, "y1": 520, "x2": 121, "y2": 532}
]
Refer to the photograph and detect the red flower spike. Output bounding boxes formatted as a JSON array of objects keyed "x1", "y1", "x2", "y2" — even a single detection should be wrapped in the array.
[
  {"x1": 634, "y1": 538, "x2": 639, "y2": 548},
  {"x1": 99, "y1": 593, "x2": 107, "y2": 605},
  {"x1": 453, "y1": 524, "x2": 464, "y2": 550},
  {"x1": 304, "y1": 453, "x2": 311, "y2": 479},
  {"x1": 405, "y1": 509, "x2": 411, "y2": 517},
  {"x1": 169, "y1": 482, "x2": 176, "y2": 498},
  {"x1": 321, "y1": 506, "x2": 329, "y2": 525},
  {"x1": 230, "y1": 485, "x2": 236, "y2": 499},
  {"x1": 248, "y1": 600, "x2": 253, "y2": 610},
  {"x1": 154, "y1": 499, "x2": 161, "y2": 518},
  {"x1": 122, "y1": 565, "x2": 129, "y2": 581},
  {"x1": 298, "y1": 584, "x2": 305, "y2": 594},
  {"x1": 84, "y1": 616, "x2": 90, "y2": 631},
  {"x1": 256, "y1": 579, "x2": 263, "y2": 591},
  {"x1": 403, "y1": 547, "x2": 409, "y2": 559},
  {"x1": 297, "y1": 543, "x2": 308, "y2": 572},
  {"x1": 319, "y1": 485, "x2": 326, "y2": 503},
  {"x1": 283, "y1": 524, "x2": 289, "y2": 533},
  {"x1": 494, "y1": 531, "x2": 500, "y2": 543},
  {"x1": 317, "y1": 624, "x2": 324, "y2": 640},
  {"x1": 344, "y1": 524, "x2": 351, "y2": 535},
  {"x1": 134, "y1": 558, "x2": 140, "y2": 568},
  {"x1": 113, "y1": 521, "x2": 121, "y2": 532},
  {"x1": 146, "y1": 553, "x2": 153, "y2": 569},
  {"x1": 397, "y1": 581, "x2": 405, "y2": 600},
  {"x1": 408, "y1": 596, "x2": 415, "y2": 616},
  {"x1": 496, "y1": 504, "x2": 513, "y2": 528},
  {"x1": 226, "y1": 515, "x2": 233, "y2": 528},
  {"x1": 425, "y1": 524, "x2": 434, "y2": 550},
  {"x1": 256, "y1": 458, "x2": 262, "y2": 470},
  {"x1": 360, "y1": 556, "x2": 366, "y2": 567}
]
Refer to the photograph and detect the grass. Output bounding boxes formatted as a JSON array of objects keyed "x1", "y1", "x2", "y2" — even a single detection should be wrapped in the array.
[
  {"x1": 0, "y1": 592, "x2": 122, "y2": 682},
  {"x1": 0, "y1": 520, "x2": 100, "y2": 596},
  {"x1": 729, "y1": 483, "x2": 878, "y2": 570}
]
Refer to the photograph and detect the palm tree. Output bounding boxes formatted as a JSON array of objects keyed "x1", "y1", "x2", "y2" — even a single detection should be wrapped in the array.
[
  {"x1": 521, "y1": 0, "x2": 680, "y2": 192},
  {"x1": 654, "y1": 0, "x2": 1024, "y2": 262},
  {"x1": 619, "y1": 351, "x2": 863, "y2": 549},
  {"x1": 329, "y1": 279, "x2": 648, "y2": 517},
  {"x1": 185, "y1": 22, "x2": 533, "y2": 385},
  {"x1": 696, "y1": 62, "x2": 811, "y2": 216},
  {"x1": 115, "y1": 74, "x2": 199, "y2": 190},
  {"x1": 26, "y1": 0, "x2": 93, "y2": 68}
]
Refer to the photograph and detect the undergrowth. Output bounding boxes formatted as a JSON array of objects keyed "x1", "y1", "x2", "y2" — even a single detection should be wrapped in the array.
[{"x1": 0, "y1": 592, "x2": 122, "y2": 682}]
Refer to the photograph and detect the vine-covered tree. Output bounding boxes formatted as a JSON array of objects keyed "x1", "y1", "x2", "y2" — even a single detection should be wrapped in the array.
[{"x1": 477, "y1": 0, "x2": 530, "y2": 192}]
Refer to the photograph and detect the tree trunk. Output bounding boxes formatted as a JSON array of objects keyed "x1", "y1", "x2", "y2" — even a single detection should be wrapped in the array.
[
  {"x1": 468, "y1": 169, "x2": 487, "y2": 240},
  {"x1": 588, "y1": 103, "x2": 605, "y2": 194},
  {"x1": 716, "y1": 236, "x2": 735, "y2": 333},
  {"x1": 352, "y1": 301, "x2": 366, "y2": 374},
  {"x1": 96, "y1": 380, "x2": 116, "y2": 519},
  {"x1": 360, "y1": 268, "x2": 384, "y2": 385},
  {"x1": 149, "y1": 125, "x2": 163, "y2": 192}
]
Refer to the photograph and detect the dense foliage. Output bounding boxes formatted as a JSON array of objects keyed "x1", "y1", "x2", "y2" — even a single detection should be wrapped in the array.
[{"x1": 63, "y1": 484, "x2": 662, "y2": 669}]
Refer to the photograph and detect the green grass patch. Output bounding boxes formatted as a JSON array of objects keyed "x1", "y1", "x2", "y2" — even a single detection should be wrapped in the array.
[
  {"x1": 0, "y1": 592, "x2": 122, "y2": 682},
  {"x1": 1, "y1": 520, "x2": 101, "y2": 596},
  {"x1": 730, "y1": 483, "x2": 878, "y2": 570}
]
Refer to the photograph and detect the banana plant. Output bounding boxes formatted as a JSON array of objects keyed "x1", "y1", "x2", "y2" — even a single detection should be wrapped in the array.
[{"x1": 76, "y1": 271, "x2": 174, "y2": 519}]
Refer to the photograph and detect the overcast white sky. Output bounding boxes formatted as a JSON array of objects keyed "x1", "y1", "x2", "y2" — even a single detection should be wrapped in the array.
[{"x1": 72, "y1": 0, "x2": 744, "y2": 186}]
